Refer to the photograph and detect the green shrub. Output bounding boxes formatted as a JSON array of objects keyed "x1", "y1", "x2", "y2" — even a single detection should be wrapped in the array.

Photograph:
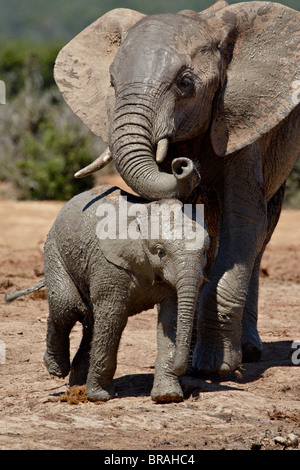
[
  {"x1": 0, "y1": 87, "x2": 105, "y2": 200},
  {"x1": 0, "y1": 40, "x2": 61, "y2": 97},
  {"x1": 0, "y1": 40, "x2": 110, "y2": 200}
]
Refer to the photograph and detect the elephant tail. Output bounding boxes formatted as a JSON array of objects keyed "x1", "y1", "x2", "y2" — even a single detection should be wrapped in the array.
[{"x1": 5, "y1": 278, "x2": 45, "y2": 303}]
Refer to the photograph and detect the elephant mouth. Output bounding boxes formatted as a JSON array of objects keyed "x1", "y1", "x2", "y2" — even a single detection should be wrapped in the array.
[
  {"x1": 75, "y1": 139, "x2": 200, "y2": 202},
  {"x1": 75, "y1": 136, "x2": 169, "y2": 179}
]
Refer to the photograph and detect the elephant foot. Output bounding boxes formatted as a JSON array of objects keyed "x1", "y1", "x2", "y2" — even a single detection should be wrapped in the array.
[
  {"x1": 151, "y1": 375, "x2": 184, "y2": 403},
  {"x1": 86, "y1": 382, "x2": 115, "y2": 402},
  {"x1": 44, "y1": 350, "x2": 70, "y2": 378},
  {"x1": 192, "y1": 336, "x2": 242, "y2": 375},
  {"x1": 242, "y1": 325, "x2": 263, "y2": 362}
]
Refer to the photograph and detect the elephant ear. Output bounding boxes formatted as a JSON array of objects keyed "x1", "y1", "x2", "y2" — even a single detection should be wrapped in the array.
[
  {"x1": 54, "y1": 9, "x2": 145, "y2": 143},
  {"x1": 206, "y1": 2, "x2": 300, "y2": 156},
  {"x1": 99, "y1": 201, "x2": 154, "y2": 283}
]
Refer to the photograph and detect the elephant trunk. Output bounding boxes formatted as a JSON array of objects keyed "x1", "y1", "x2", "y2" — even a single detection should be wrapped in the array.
[
  {"x1": 173, "y1": 266, "x2": 202, "y2": 376},
  {"x1": 109, "y1": 101, "x2": 200, "y2": 201}
]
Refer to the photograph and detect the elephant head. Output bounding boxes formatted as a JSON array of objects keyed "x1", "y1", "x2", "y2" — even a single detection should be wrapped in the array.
[
  {"x1": 54, "y1": 2, "x2": 300, "y2": 201},
  {"x1": 98, "y1": 196, "x2": 209, "y2": 376}
]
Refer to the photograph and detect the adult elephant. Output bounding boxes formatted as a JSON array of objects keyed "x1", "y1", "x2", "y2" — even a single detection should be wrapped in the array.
[{"x1": 54, "y1": 1, "x2": 300, "y2": 375}]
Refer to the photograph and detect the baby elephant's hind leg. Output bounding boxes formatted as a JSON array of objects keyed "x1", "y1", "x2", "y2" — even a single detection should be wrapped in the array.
[
  {"x1": 44, "y1": 245, "x2": 88, "y2": 378},
  {"x1": 69, "y1": 315, "x2": 93, "y2": 386}
]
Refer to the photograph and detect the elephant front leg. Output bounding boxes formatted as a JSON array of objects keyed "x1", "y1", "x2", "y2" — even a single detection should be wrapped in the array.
[
  {"x1": 86, "y1": 302, "x2": 127, "y2": 402},
  {"x1": 193, "y1": 148, "x2": 267, "y2": 374},
  {"x1": 151, "y1": 295, "x2": 184, "y2": 403}
]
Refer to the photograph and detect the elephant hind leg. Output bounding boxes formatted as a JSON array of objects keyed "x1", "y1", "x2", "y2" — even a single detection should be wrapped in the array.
[
  {"x1": 242, "y1": 182, "x2": 286, "y2": 362},
  {"x1": 44, "y1": 243, "x2": 89, "y2": 378},
  {"x1": 69, "y1": 315, "x2": 93, "y2": 386}
]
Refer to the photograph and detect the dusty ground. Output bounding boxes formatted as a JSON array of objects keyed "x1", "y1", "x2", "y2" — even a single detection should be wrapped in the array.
[{"x1": 0, "y1": 175, "x2": 299, "y2": 451}]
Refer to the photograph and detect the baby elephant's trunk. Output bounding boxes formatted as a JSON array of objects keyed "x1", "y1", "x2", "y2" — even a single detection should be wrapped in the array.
[{"x1": 173, "y1": 268, "x2": 201, "y2": 376}]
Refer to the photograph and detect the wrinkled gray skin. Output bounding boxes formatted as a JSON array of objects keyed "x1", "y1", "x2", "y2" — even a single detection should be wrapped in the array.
[
  {"x1": 42, "y1": 185, "x2": 209, "y2": 403},
  {"x1": 55, "y1": 1, "x2": 300, "y2": 374}
]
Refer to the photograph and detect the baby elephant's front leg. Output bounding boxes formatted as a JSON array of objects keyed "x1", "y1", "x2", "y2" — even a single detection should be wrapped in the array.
[
  {"x1": 151, "y1": 296, "x2": 184, "y2": 403},
  {"x1": 86, "y1": 303, "x2": 127, "y2": 402}
]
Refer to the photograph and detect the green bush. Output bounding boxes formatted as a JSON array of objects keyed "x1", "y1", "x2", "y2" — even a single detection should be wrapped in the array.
[
  {"x1": 0, "y1": 87, "x2": 105, "y2": 200},
  {"x1": 1, "y1": 40, "x2": 61, "y2": 97},
  {"x1": 0, "y1": 40, "x2": 110, "y2": 200}
]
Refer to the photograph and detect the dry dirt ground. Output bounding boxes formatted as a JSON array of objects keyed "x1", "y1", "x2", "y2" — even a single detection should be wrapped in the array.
[{"x1": 0, "y1": 174, "x2": 299, "y2": 452}]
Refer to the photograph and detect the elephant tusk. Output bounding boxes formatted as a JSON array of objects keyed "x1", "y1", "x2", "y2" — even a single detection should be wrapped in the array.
[
  {"x1": 74, "y1": 147, "x2": 112, "y2": 178},
  {"x1": 155, "y1": 138, "x2": 169, "y2": 163}
]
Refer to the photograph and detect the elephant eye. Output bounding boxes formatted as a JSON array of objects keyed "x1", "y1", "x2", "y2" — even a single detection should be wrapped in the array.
[
  {"x1": 177, "y1": 73, "x2": 195, "y2": 95},
  {"x1": 157, "y1": 248, "x2": 165, "y2": 259}
]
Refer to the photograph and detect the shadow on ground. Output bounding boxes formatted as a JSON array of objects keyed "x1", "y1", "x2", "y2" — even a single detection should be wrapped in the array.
[{"x1": 107, "y1": 340, "x2": 296, "y2": 400}]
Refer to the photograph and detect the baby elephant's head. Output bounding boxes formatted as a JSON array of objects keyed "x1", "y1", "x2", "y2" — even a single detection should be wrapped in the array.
[{"x1": 140, "y1": 199, "x2": 209, "y2": 287}]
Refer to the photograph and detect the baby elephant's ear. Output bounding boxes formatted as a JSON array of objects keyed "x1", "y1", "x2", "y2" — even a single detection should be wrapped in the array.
[
  {"x1": 100, "y1": 217, "x2": 154, "y2": 283},
  {"x1": 54, "y1": 8, "x2": 145, "y2": 143}
]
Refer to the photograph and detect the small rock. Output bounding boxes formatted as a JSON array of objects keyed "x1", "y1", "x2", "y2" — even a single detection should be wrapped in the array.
[
  {"x1": 287, "y1": 434, "x2": 299, "y2": 448},
  {"x1": 37, "y1": 317, "x2": 47, "y2": 323},
  {"x1": 274, "y1": 434, "x2": 299, "y2": 448},
  {"x1": 274, "y1": 435, "x2": 287, "y2": 446}
]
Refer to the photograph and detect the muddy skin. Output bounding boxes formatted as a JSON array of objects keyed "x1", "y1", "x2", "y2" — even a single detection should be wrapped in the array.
[
  {"x1": 41, "y1": 185, "x2": 209, "y2": 403},
  {"x1": 54, "y1": 1, "x2": 300, "y2": 375}
]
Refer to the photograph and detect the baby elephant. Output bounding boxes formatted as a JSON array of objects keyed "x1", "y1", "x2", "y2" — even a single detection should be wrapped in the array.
[{"x1": 8, "y1": 185, "x2": 209, "y2": 403}]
